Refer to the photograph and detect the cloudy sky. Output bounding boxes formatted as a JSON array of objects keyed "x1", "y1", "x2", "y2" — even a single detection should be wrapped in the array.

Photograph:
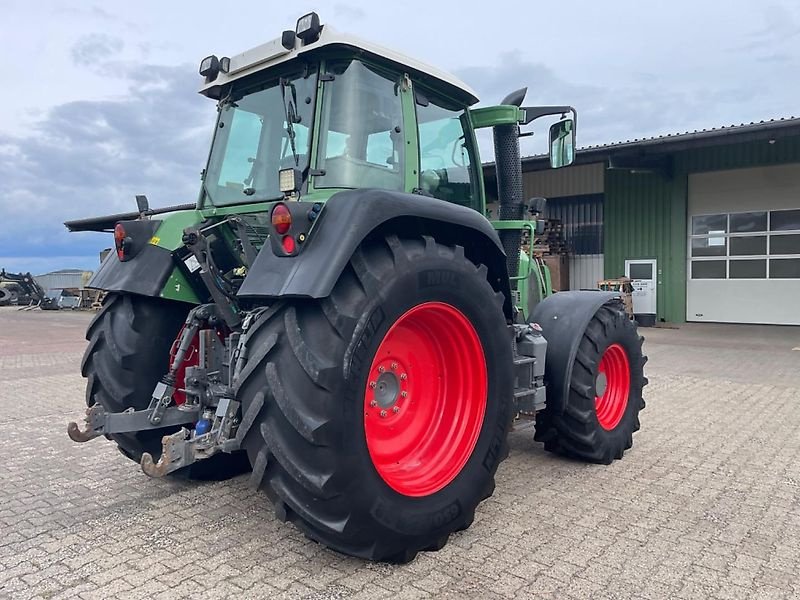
[{"x1": 1, "y1": 0, "x2": 798, "y2": 273}]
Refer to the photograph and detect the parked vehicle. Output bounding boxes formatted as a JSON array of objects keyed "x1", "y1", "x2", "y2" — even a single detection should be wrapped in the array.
[{"x1": 66, "y1": 12, "x2": 646, "y2": 562}]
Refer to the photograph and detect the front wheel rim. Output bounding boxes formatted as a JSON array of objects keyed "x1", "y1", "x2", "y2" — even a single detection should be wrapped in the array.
[
  {"x1": 363, "y1": 302, "x2": 487, "y2": 497},
  {"x1": 594, "y1": 343, "x2": 631, "y2": 431}
]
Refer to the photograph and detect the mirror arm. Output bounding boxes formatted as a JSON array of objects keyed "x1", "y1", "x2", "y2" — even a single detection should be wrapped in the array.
[{"x1": 520, "y1": 105, "x2": 577, "y2": 126}]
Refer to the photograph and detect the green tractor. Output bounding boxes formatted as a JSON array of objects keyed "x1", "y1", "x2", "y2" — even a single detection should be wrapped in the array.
[{"x1": 66, "y1": 12, "x2": 646, "y2": 562}]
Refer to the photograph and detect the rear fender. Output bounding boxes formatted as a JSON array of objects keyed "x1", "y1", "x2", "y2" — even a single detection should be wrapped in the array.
[
  {"x1": 531, "y1": 291, "x2": 620, "y2": 415},
  {"x1": 87, "y1": 210, "x2": 203, "y2": 303},
  {"x1": 237, "y1": 189, "x2": 514, "y2": 319}
]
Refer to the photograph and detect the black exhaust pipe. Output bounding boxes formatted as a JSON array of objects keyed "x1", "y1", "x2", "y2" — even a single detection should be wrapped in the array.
[{"x1": 493, "y1": 88, "x2": 527, "y2": 292}]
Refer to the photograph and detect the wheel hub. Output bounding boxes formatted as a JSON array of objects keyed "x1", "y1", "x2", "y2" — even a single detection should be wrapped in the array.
[
  {"x1": 595, "y1": 371, "x2": 608, "y2": 397},
  {"x1": 363, "y1": 302, "x2": 487, "y2": 497},
  {"x1": 594, "y1": 343, "x2": 631, "y2": 431},
  {"x1": 374, "y1": 371, "x2": 400, "y2": 407}
]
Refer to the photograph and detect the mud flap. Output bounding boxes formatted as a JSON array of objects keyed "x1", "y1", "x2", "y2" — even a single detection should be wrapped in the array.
[{"x1": 531, "y1": 291, "x2": 620, "y2": 416}]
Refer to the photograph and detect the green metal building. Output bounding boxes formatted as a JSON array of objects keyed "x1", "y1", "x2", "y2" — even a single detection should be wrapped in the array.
[{"x1": 484, "y1": 118, "x2": 800, "y2": 325}]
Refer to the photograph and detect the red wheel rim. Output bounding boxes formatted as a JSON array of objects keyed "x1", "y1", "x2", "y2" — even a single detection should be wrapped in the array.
[
  {"x1": 363, "y1": 302, "x2": 487, "y2": 497},
  {"x1": 594, "y1": 343, "x2": 630, "y2": 430}
]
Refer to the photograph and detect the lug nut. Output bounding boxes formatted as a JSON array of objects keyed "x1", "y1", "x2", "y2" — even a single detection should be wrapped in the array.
[
  {"x1": 392, "y1": 406, "x2": 400, "y2": 413},
  {"x1": 400, "y1": 373, "x2": 407, "y2": 380},
  {"x1": 401, "y1": 391, "x2": 408, "y2": 398},
  {"x1": 391, "y1": 362, "x2": 398, "y2": 370},
  {"x1": 380, "y1": 410, "x2": 387, "y2": 418},
  {"x1": 369, "y1": 381, "x2": 377, "y2": 389},
  {"x1": 370, "y1": 400, "x2": 378, "y2": 407},
  {"x1": 378, "y1": 366, "x2": 385, "y2": 373}
]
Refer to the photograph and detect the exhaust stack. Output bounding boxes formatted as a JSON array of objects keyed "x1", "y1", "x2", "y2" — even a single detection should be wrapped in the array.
[{"x1": 493, "y1": 88, "x2": 527, "y2": 292}]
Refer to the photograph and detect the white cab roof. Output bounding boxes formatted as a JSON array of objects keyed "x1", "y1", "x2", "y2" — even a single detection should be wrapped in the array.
[{"x1": 199, "y1": 25, "x2": 479, "y2": 105}]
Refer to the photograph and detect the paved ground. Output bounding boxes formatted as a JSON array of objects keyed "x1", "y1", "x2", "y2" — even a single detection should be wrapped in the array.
[{"x1": 1, "y1": 307, "x2": 799, "y2": 599}]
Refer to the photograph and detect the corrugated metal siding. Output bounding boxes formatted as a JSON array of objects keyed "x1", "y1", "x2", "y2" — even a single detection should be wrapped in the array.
[
  {"x1": 604, "y1": 137, "x2": 800, "y2": 323},
  {"x1": 522, "y1": 162, "x2": 604, "y2": 198},
  {"x1": 545, "y1": 194, "x2": 604, "y2": 255},
  {"x1": 544, "y1": 193, "x2": 605, "y2": 290},
  {"x1": 486, "y1": 136, "x2": 800, "y2": 322},
  {"x1": 678, "y1": 137, "x2": 800, "y2": 173},
  {"x1": 570, "y1": 254, "x2": 604, "y2": 289},
  {"x1": 35, "y1": 271, "x2": 92, "y2": 293},
  {"x1": 604, "y1": 171, "x2": 686, "y2": 323}
]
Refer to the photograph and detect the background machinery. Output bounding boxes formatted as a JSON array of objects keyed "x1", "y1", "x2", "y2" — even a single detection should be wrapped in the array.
[
  {"x1": 0, "y1": 270, "x2": 59, "y2": 310},
  {"x1": 65, "y1": 13, "x2": 647, "y2": 562}
]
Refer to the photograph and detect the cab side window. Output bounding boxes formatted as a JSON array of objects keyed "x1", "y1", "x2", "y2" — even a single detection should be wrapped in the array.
[
  {"x1": 416, "y1": 97, "x2": 475, "y2": 208},
  {"x1": 316, "y1": 59, "x2": 405, "y2": 191}
]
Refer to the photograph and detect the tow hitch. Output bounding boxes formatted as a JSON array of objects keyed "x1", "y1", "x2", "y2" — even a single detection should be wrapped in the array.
[
  {"x1": 67, "y1": 304, "x2": 264, "y2": 477},
  {"x1": 67, "y1": 403, "x2": 200, "y2": 443}
]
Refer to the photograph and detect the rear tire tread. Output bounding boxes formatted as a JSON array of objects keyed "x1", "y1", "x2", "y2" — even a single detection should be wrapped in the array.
[{"x1": 238, "y1": 235, "x2": 512, "y2": 561}]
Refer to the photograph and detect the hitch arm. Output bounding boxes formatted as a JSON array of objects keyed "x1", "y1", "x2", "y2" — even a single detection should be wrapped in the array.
[{"x1": 67, "y1": 404, "x2": 200, "y2": 443}]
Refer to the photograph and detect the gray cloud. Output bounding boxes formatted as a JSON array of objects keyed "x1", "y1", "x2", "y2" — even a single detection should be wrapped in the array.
[
  {"x1": 55, "y1": 5, "x2": 130, "y2": 26},
  {"x1": 333, "y1": 3, "x2": 366, "y2": 21},
  {"x1": 456, "y1": 51, "x2": 799, "y2": 158},
  {"x1": 71, "y1": 34, "x2": 124, "y2": 66},
  {"x1": 2, "y1": 1, "x2": 800, "y2": 273},
  {"x1": 0, "y1": 58, "x2": 215, "y2": 271}
]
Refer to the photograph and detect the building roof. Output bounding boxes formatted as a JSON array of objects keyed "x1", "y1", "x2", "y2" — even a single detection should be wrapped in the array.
[
  {"x1": 576, "y1": 116, "x2": 800, "y2": 153},
  {"x1": 199, "y1": 23, "x2": 479, "y2": 105},
  {"x1": 509, "y1": 116, "x2": 800, "y2": 169}
]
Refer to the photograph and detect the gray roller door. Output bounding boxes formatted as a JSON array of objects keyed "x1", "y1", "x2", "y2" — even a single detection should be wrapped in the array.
[{"x1": 687, "y1": 164, "x2": 800, "y2": 325}]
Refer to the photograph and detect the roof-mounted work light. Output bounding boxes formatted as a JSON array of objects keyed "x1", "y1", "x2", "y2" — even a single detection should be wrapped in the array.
[
  {"x1": 296, "y1": 12, "x2": 321, "y2": 43},
  {"x1": 199, "y1": 55, "x2": 220, "y2": 79}
]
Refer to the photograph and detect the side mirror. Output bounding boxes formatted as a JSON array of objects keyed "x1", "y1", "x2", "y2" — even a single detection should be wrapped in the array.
[
  {"x1": 549, "y1": 118, "x2": 575, "y2": 169},
  {"x1": 135, "y1": 194, "x2": 150, "y2": 215},
  {"x1": 527, "y1": 196, "x2": 547, "y2": 216}
]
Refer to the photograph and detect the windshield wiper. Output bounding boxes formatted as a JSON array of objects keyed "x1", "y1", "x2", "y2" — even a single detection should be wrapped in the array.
[{"x1": 280, "y1": 78, "x2": 300, "y2": 167}]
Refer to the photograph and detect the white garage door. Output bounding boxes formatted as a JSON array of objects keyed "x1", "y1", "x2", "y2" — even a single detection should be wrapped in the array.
[{"x1": 687, "y1": 164, "x2": 800, "y2": 325}]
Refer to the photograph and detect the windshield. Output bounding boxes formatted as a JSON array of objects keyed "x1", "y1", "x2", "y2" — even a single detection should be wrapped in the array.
[{"x1": 201, "y1": 68, "x2": 317, "y2": 206}]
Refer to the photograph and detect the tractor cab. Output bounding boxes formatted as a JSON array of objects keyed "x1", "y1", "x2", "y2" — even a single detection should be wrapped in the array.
[{"x1": 197, "y1": 14, "x2": 487, "y2": 213}]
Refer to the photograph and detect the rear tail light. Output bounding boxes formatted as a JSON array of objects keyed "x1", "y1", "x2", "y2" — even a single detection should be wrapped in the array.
[
  {"x1": 271, "y1": 203, "x2": 292, "y2": 235},
  {"x1": 282, "y1": 235, "x2": 296, "y2": 254},
  {"x1": 114, "y1": 223, "x2": 128, "y2": 260}
]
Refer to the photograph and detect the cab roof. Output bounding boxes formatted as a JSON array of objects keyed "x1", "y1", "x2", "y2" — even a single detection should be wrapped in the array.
[{"x1": 199, "y1": 24, "x2": 480, "y2": 106}]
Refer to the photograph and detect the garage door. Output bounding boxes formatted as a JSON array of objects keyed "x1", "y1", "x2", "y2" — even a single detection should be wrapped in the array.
[{"x1": 687, "y1": 164, "x2": 800, "y2": 325}]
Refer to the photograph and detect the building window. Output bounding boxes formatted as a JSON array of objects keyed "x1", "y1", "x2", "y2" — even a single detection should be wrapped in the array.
[
  {"x1": 769, "y1": 258, "x2": 800, "y2": 278},
  {"x1": 691, "y1": 237, "x2": 727, "y2": 257},
  {"x1": 692, "y1": 214, "x2": 727, "y2": 235},
  {"x1": 729, "y1": 259, "x2": 766, "y2": 279},
  {"x1": 770, "y1": 234, "x2": 800, "y2": 255},
  {"x1": 730, "y1": 235, "x2": 766, "y2": 256},
  {"x1": 769, "y1": 209, "x2": 800, "y2": 232},
  {"x1": 691, "y1": 260, "x2": 726, "y2": 279},
  {"x1": 690, "y1": 209, "x2": 800, "y2": 279},
  {"x1": 730, "y1": 211, "x2": 767, "y2": 233}
]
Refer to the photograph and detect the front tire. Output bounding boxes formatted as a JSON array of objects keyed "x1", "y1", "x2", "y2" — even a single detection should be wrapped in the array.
[
  {"x1": 81, "y1": 293, "x2": 250, "y2": 480},
  {"x1": 534, "y1": 302, "x2": 647, "y2": 464},
  {"x1": 236, "y1": 235, "x2": 513, "y2": 561}
]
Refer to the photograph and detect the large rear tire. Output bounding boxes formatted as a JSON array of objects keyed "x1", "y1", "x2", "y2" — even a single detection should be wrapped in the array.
[
  {"x1": 81, "y1": 293, "x2": 250, "y2": 480},
  {"x1": 236, "y1": 235, "x2": 514, "y2": 561},
  {"x1": 534, "y1": 302, "x2": 647, "y2": 464}
]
